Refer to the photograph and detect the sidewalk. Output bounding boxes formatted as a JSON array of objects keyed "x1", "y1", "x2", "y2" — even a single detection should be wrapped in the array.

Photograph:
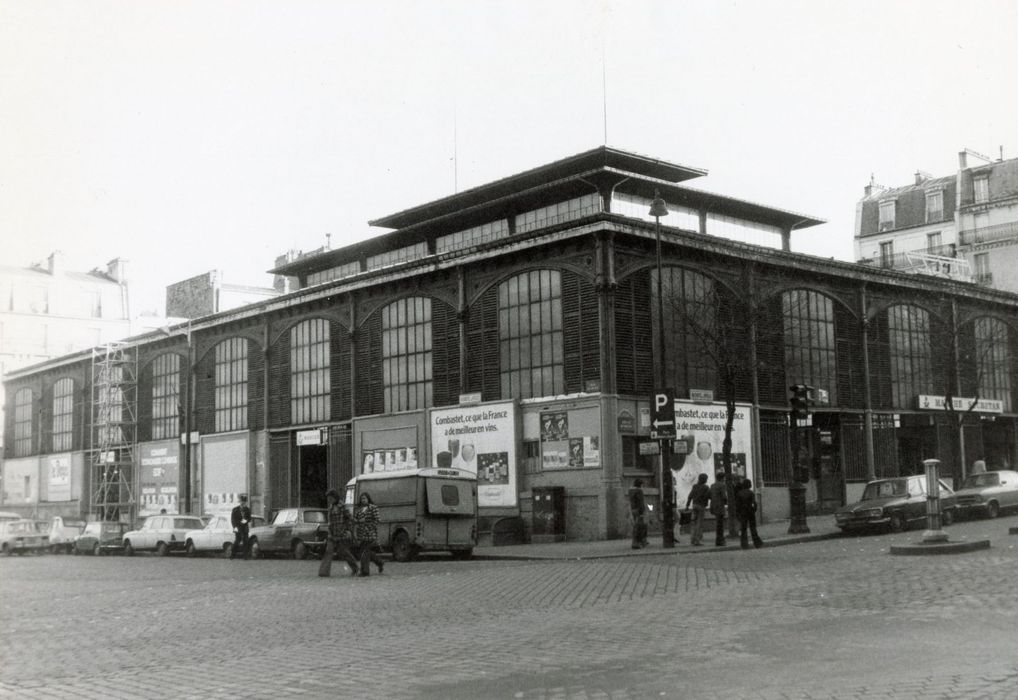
[{"x1": 474, "y1": 515, "x2": 842, "y2": 560}]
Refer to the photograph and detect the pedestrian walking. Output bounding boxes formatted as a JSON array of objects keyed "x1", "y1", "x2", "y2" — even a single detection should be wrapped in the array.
[
  {"x1": 734, "y1": 478, "x2": 763, "y2": 549},
  {"x1": 685, "y1": 473, "x2": 710, "y2": 546},
  {"x1": 353, "y1": 493, "x2": 385, "y2": 576},
  {"x1": 708, "y1": 471, "x2": 728, "y2": 546},
  {"x1": 230, "y1": 494, "x2": 252, "y2": 560},
  {"x1": 629, "y1": 479, "x2": 649, "y2": 549},
  {"x1": 321, "y1": 489, "x2": 359, "y2": 577}
]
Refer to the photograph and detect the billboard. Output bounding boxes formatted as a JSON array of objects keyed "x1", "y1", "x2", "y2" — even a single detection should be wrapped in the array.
[
  {"x1": 45, "y1": 455, "x2": 71, "y2": 502},
  {"x1": 139, "y1": 441, "x2": 181, "y2": 516},
  {"x1": 670, "y1": 401, "x2": 755, "y2": 508},
  {"x1": 430, "y1": 401, "x2": 517, "y2": 508}
]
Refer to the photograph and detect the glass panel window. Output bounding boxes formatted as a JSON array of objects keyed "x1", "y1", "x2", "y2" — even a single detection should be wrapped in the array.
[
  {"x1": 879, "y1": 241, "x2": 894, "y2": 268},
  {"x1": 52, "y1": 378, "x2": 74, "y2": 452},
  {"x1": 499, "y1": 270, "x2": 563, "y2": 399},
  {"x1": 974, "y1": 176, "x2": 989, "y2": 204},
  {"x1": 975, "y1": 318, "x2": 1012, "y2": 411},
  {"x1": 14, "y1": 388, "x2": 33, "y2": 456},
  {"x1": 382, "y1": 297, "x2": 432, "y2": 412},
  {"x1": 878, "y1": 200, "x2": 896, "y2": 231},
  {"x1": 290, "y1": 320, "x2": 329, "y2": 424},
  {"x1": 925, "y1": 191, "x2": 943, "y2": 223},
  {"x1": 926, "y1": 232, "x2": 942, "y2": 252},
  {"x1": 888, "y1": 305, "x2": 933, "y2": 408},
  {"x1": 783, "y1": 290, "x2": 838, "y2": 405},
  {"x1": 214, "y1": 338, "x2": 248, "y2": 432},
  {"x1": 151, "y1": 353, "x2": 180, "y2": 440},
  {"x1": 653, "y1": 268, "x2": 719, "y2": 393}
]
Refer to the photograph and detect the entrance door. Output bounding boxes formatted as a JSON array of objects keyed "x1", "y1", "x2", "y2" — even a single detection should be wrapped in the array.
[
  {"x1": 813, "y1": 415, "x2": 843, "y2": 512},
  {"x1": 299, "y1": 444, "x2": 328, "y2": 507}
]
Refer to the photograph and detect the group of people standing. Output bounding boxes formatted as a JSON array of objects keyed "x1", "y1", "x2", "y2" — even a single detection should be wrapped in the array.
[
  {"x1": 323, "y1": 489, "x2": 385, "y2": 577},
  {"x1": 630, "y1": 471, "x2": 763, "y2": 550}
]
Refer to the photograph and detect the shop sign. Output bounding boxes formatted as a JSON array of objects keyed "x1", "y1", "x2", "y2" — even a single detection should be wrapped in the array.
[
  {"x1": 296, "y1": 428, "x2": 327, "y2": 446},
  {"x1": 917, "y1": 395, "x2": 1004, "y2": 414},
  {"x1": 689, "y1": 389, "x2": 714, "y2": 403},
  {"x1": 639, "y1": 441, "x2": 660, "y2": 456},
  {"x1": 617, "y1": 411, "x2": 635, "y2": 433}
]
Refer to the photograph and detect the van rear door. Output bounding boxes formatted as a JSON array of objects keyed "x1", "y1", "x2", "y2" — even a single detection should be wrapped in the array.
[{"x1": 424, "y1": 478, "x2": 475, "y2": 516}]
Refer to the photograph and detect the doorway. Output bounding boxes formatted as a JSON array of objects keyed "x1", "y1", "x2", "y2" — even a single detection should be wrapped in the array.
[{"x1": 299, "y1": 444, "x2": 328, "y2": 507}]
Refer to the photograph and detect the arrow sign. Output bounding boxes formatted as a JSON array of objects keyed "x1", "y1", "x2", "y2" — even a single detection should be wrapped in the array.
[
  {"x1": 650, "y1": 389, "x2": 676, "y2": 439},
  {"x1": 652, "y1": 419, "x2": 674, "y2": 429}
]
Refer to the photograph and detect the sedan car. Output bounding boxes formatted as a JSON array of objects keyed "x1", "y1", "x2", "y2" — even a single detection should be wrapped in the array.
[
  {"x1": 74, "y1": 521, "x2": 130, "y2": 555},
  {"x1": 123, "y1": 514, "x2": 206, "y2": 556},
  {"x1": 835, "y1": 475, "x2": 957, "y2": 533},
  {"x1": 183, "y1": 514, "x2": 265, "y2": 557},
  {"x1": 48, "y1": 516, "x2": 87, "y2": 553},
  {"x1": 953, "y1": 470, "x2": 1018, "y2": 519},
  {"x1": 0, "y1": 519, "x2": 50, "y2": 555},
  {"x1": 248, "y1": 507, "x2": 329, "y2": 559}
]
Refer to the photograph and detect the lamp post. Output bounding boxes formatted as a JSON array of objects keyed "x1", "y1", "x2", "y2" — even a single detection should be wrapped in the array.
[{"x1": 649, "y1": 190, "x2": 675, "y2": 548}]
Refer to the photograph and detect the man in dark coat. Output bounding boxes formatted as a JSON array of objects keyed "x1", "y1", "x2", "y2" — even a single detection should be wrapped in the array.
[
  {"x1": 230, "y1": 494, "x2": 252, "y2": 560},
  {"x1": 735, "y1": 478, "x2": 764, "y2": 549},
  {"x1": 708, "y1": 471, "x2": 728, "y2": 547},
  {"x1": 629, "y1": 479, "x2": 649, "y2": 549}
]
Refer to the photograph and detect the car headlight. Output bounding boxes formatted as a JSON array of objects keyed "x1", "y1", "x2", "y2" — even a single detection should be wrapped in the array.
[{"x1": 863, "y1": 508, "x2": 883, "y2": 518}]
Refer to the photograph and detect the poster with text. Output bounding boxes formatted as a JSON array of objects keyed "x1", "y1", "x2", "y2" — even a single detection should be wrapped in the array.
[
  {"x1": 139, "y1": 442, "x2": 181, "y2": 516},
  {"x1": 46, "y1": 455, "x2": 71, "y2": 502},
  {"x1": 670, "y1": 401, "x2": 755, "y2": 509},
  {"x1": 430, "y1": 401, "x2": 517, "y2": 507}
]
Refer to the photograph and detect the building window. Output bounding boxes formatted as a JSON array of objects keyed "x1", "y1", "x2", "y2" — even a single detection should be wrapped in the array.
[
  {"x1": 879, "y1": 241, "x2": 895, "y2": 268},
  {"x1": 926, "y1": 232, "x2": 942, "y2": 252},
  {"x1": 925, "y1": 191, "x2": 943, "y2": 223},
  {"x1": 975, "y1": 318, "x2": 1011, "y2": 411},
  {"x1": 655, "y1": 268, "x2": 719, "y2": 394},
  {"x1": 382, "y1": 297, "x2": 432, "y2": 412},
  {"x1": 974, "y1": 253, "x2": 991, "y2": 285},
  {"x1": 782, "y1": 290, "x2": 838, "y2": 405},
  {"x1": 514, "y1": 194, "x2": 601, "y2": 234},
  {"x1": 214, "y1": 338, "x2": 248, "y2": 432},
  {"x1": 878, "y1": 200, "x2": 896, "y2": 231},
  {"x1": 307, "y1": 261, "x2": 361, "y2": 287},
  {"x1": 290, "y1": 319, "x2": 329, "y2": 424},
  {"x1": 151, "y1": 353, "x2": 180, "y2": 440},
  {"x1": 974, "y1": 176, "x2": 989, "y2": 204},
  {"x1": 499, "y1": 270, "x2": 564, "y2": 399},
  {"x1": 52, "y1": 378, "x2": 74, "y2": 452},
  {"x1": 436, "y1": 219, "x2": 510, "y2": 254},
  {"x1": 366, "y1": 243, "x2": 428, "y2": 271},
  {"x1": 14, "y1": 388, "x2": 33, "y2": 456},
  {"x1": 887, "y1": 305, "x2": 933, "y2": 408}
]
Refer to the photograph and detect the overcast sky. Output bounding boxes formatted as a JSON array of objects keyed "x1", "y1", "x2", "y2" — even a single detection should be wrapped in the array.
[{"x1": 2, "y1": 0, "x2": 1017, "y2": 315}]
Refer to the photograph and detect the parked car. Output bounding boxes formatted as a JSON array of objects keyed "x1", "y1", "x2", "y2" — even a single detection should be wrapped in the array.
[
  {"x1": 123, "y1": 514, "x2": 206, "y2": 556},
  {"x1": 954, "y1": 470, "x2": 1018, "y2": 519},
  {"x1": 74, "y1": 521, "x2": 130, "y2": 555},
  {"x1": 48, "y1": 516, "x2": 87, "y2": 553},
  {"x1": 183, "y1": 514, "x2": 265, "y2": 557},
  {"x1": 0, "y1": 511, "x2": 24, "y2": 521},
  {"x1": 0, "y1": 519, "x2": 50, "y2": 555},
  {"x1": 835, "y1": 475, "x2": 957, "y2": 533},
  {"x1": 248, "y1": 508, "x2": 329, "y2": 559}
]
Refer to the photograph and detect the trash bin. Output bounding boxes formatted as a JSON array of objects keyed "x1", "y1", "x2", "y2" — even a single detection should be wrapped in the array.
[{"x1": 532, "y1": 486, "x2": 566, "y2": 542}]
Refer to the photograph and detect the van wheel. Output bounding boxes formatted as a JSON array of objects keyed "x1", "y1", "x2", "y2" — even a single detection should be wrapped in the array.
[
  {"x1": 451, "y1": 548, "x2": 473, "y2": 560},
  {"x1": 391, "y1": 532, "x2": 415, "y2": 562}
]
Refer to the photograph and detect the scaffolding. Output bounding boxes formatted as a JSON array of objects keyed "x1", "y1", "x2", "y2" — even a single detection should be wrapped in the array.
[{"x1": 89, "y1": 341, "x2": 138, "y2": 522}]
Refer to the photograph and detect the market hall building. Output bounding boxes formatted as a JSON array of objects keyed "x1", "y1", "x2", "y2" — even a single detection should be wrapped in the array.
[{"x1": 3, "y1": 147, "x2": 1017, "y2": 542}]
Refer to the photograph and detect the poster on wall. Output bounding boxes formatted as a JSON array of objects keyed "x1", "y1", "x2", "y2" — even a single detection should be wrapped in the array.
[
  {"x1": 3, "y1": 458, "x2": 38, "y2": 503},
  {"x1": 46, "y1": 455, "x2": 71, "y2": 502},
  {"x1": 670, "y1": 401, "x2": 755, "y2": 509},
  {"x1": 362, "y1": 446, "x2": 419, "y2": 474},
  {"x1": 541, "y1": 410, "x2": 601, "y2": 470},
  {"x1": 430, "y1": 401, "x2": 517, "y2": 508},
  {"x1": 201, "y1": 435, "x2": 248, "y2": 517},
  {"x1": 139, "y1": 442, "x2": 181, "y2": 516}
]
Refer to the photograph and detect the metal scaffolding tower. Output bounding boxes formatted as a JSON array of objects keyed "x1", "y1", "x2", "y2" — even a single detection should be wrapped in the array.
[{"x1": 89, "y1": 341, "x2": 138, "y2": 522}]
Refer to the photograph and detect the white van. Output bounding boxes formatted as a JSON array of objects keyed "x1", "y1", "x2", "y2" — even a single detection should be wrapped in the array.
[{"x1": 346, "y1": 468, "x2": 477, "y2": 561}]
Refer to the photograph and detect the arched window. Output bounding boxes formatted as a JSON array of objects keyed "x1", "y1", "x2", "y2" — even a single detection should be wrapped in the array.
[
  {"x1": 783, "y1": 290, "x2": 838, "y2": 404},
  {"x1": 13, "y1": 388, "x2": 33, "y2": 456},
  {"x1": 975, "y1": 317, "x2": 1012, "y2": 410},
  {"x1": 290, "y1": 320, "x2": 329, "y2": 424},
  {"x1": 888, "y1": 305, "x2": 934, "y2": 407},
  {"x1": 654, "y1": 268, "x2": 720, "y2": 394},
  {"x1": 52, "y1": 378, "x2": 74, "y2": 452},
  {"x1": 215, "y1": 338, "x2": 248, "y2": 432},
  {"x1": 151, "y1": 354, "x2": 180, "y2": 440},
  {"x1": 382, "y1": 297, "x2": 432, "y2": 412},
  {"x1": 499, "y1": 270, "x2": 563, "y2": 399}
]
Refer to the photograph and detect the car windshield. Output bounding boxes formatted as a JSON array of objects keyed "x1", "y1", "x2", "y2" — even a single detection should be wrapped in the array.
[
  {"x1": 272, "y1": 510, "x2": 297, "y2": 525},
  {"x1": 862, "y1": 480, "x2": 908, "y2": 500},
  {"x1": 962, "y1": 473, "x2": 1000, "y2": 489}
]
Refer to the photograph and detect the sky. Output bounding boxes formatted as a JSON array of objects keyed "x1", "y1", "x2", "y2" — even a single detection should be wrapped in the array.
[{"x1": 2, "y1": 0, "x2": 1017, "y2": 315}]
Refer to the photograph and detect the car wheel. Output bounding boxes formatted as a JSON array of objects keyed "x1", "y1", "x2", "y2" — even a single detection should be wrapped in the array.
[
  {"x1": 185, "y1": 541, "x2": 197, "y2": 557},
  {"x1": 250, "y1": 540, "x2": 261, "y2": 559},
  {"x1": 391, "y1": 531, "x2": 414, "y2": 562},
  {"x1": 156, "y1": 542, "x2": 169, "y2": 557},
  {"x1": 986, "y1": 501, "x2": 1000, "y2": 519},
  {"x1": 93, "y1": 543, "x2": 102, "y2": 556},
  {"x1": 293, "y1": 541, "x2": 307, "y2": 560},
  {"x1": 941, "y1": 508, "x2": 954, "y2": 526},
  {"x1": 223, "y1": 542, "x2": 233, "y2": 558},
  {"x1": 124, "y1": 541, "x2": 135, "y2": 557},
  {"x1": 889, "y1": 512, "x2": 908, "y2": 533}
]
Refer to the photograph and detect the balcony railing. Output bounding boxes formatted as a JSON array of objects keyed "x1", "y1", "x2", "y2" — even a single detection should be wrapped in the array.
[
  {"x1": 858, "y1": 248, "x2": 972, "y2": 282},
  {"x1": 959, "y1": 220, "x2": 1018, "y2": 246}
]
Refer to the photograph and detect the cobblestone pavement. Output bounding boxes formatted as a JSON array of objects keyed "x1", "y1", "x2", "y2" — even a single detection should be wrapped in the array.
[{"x1": 1, "y1": 516, "x2": 1016, "y2": 699}]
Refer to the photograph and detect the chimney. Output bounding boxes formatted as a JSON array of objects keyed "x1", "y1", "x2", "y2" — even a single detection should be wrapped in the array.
[
  {"x1": 47, "y1": 250, "x2": 64, "y2": 275},
  {"x1": 958, "y1": 151, "x2": 967, "y2": 169},
  {"x1": 915, "y1": 171, "x2": 924, "y2": 186},
  {"x1": 106, "y1": 257, "x2": 128, "y2": 284}
]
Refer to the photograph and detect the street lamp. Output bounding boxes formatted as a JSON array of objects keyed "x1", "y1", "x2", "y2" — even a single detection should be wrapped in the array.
[{"x1": 649, "y1": 190, "x2": 675, "y2": 548}]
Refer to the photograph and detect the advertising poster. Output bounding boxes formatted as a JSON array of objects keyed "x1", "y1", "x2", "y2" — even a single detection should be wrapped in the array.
[
  {"x1": 46, "y1": 455, "x2": 71, "y2": 502},
  {"x1": 3, "y1": 458, "x2": 38, "y2": 504},
  {"x1": 430, "y1": 401, "x2": 517, "y2": 508},
  {"x1": 362, "y1": 446, "x2": 418, "y2": 474},
  {"x1": 139, "y1": 442, "x2": 181, "y2": 516},
  {"x1": 541, "y1": 411, "x2": 570, "y2": 469},
  {"x1": 201, "y1": 435, "x2": 247, "y2": 517},
  {"x1": 670, "y1": 401, "x2": 755, "y2": 509}
]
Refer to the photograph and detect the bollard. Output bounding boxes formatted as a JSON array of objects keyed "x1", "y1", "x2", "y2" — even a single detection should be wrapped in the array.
[{"x1": 922, "y1": 458, "x2": 948, "y2": 544}]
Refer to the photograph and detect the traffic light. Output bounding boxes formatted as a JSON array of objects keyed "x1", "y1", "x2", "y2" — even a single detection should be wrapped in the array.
[{"x1": 789, "y1": 384, "x2": 811, "y2": 421}]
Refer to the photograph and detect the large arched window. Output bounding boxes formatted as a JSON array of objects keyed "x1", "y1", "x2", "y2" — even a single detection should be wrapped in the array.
[
  {"x1": 52, "y1": 378, "x2": 74, "y2": 452},
  {"x1": 290, "y1": 320, "x2": 329, "y2": 424},
  {"x1": 654, "y1": 267, "x2": 719, "y2": 394},
  {"x1": 499, "y1": 270, "x2": 563, "y2": 399},
  {"x1": 215, "y1": 338, "x2": 248, "y2": 432},
  {"x1": 13, "y1": 388, "x2": 33, "y2": 456},
  {"x1": 888, "y1": 304, "x2": 934, "y2": 407},
  {"x1": 783, "y1": 290, "x2": 838, "y2": 404},
  {"x1": 382, "y1": 297, "x2": 432, "y2": 412},
  {"x1": 151, "y1": 353, "x2": 180, "y2": 440},
  {"x1": 975, "y1": 317, "x2": 1012, "y2": 410}
]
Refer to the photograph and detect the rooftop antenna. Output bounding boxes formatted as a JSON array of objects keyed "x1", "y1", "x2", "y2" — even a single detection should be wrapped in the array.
[
  {"x1": 453, "y1": 100, "x2": 459, "y2": 194},
  {"x1": 601, "y1": 39, "x2": 608, "y2": 146},
  {"x1": 325, "y1": 233, "x2": 331, "y2": 250}
]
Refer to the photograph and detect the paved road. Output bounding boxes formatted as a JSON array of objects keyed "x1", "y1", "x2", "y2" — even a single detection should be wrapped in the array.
[{"x1": 2, "y1": 516, "x2": 1016, "y2": 699}]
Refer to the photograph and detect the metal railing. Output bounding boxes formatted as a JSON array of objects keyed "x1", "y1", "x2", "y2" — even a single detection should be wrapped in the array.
[
  {"x1": 959, "y1": 220, "x2": 1018, "y2": 246},
  {"x1": 858, "y1": 248, "x2": 972, "y2": 282}
]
